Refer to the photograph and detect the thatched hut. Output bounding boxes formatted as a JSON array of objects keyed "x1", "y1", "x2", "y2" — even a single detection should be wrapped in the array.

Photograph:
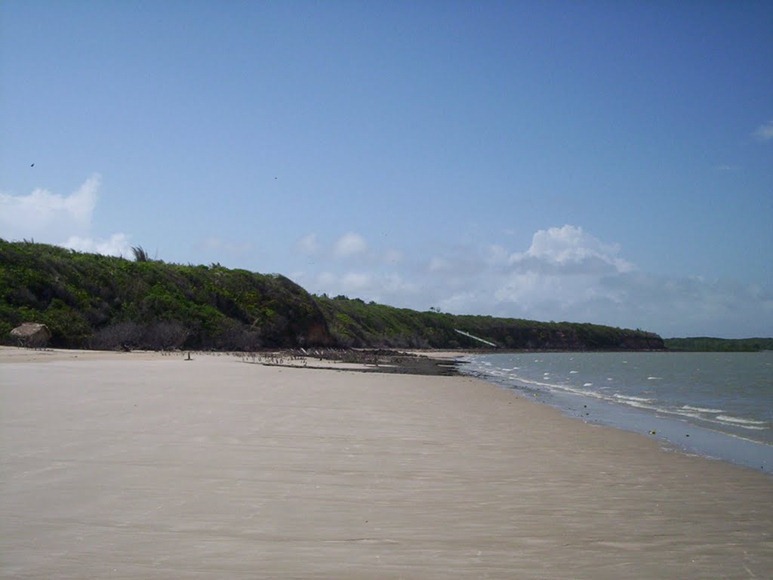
[{"x1": 10, "y1": 323, "x2": 51, "y2": 348}]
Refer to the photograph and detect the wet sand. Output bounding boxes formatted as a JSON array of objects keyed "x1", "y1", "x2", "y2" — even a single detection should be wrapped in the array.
[{"x1": 1, "y1": 348, "x2": 771, "y2": 578}]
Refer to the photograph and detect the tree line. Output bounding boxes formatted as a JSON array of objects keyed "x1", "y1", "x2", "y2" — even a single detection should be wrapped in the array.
[{"x1": 1, "y1": 239, "x2": 666, "y2": 352}]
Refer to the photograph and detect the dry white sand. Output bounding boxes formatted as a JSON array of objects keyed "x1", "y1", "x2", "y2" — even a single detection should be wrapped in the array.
[{"x1": 1, "y1": 348, "x2": 771, "y2": 579}]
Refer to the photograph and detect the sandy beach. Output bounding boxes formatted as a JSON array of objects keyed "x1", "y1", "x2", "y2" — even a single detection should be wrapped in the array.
[{"x1": 1, "y1": 348, "x2": 771, "y2": 578}]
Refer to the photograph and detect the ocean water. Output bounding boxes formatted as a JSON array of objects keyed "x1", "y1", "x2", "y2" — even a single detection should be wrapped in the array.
[{"x1": 460, "y1": 351, "x2": 773, "y2": 473}]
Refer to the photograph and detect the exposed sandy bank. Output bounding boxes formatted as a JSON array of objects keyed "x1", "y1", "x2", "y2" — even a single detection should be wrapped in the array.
[{"x1": 1, "y1": 349, "x2": 770, "y2": 578}]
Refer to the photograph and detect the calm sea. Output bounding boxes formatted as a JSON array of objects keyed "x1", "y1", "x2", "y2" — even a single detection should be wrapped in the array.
[{"x1": 460, "y1": 351, "x2": 773, "y2": 473}]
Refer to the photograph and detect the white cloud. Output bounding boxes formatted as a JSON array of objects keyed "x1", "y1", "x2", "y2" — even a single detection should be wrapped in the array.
[
  {"x1": 296, "y1": 267, "x2": 419, "y2": 304},
  {"x1": 0, "y1": 175, "x2": 139, "y2": 259},
  {"x1": 333, "y1": 232, "x2": 368, "y2": 258},
  {"x1": 316, "y1": 271, "x2": 337, "y2": 288},
  {"x1": 63, "y1": 233, "x2": 133, "y2": 257},
  {"x1": 462, "y1": 225, "x2": 638, "y2": 318},
  {"x1": 295, "y1": 232, "x2": 404, "y2": 271},
  {"x1": 0, "y1": 174, "x2": 101, "y2": 242},
  {"x1": 486, "y1": 244, "x2": 509, "y2": 265},
  {"x1": 294, "y1": 224, "x2": 770, "y2": 337},
  {"x1": 753, "y1": 121, "x2": 773, "y2": 141},
  {"x1": 509, "y1": 225, "x2": 634, "y2": 274},
  {"x1": 340, "y1": 272, "x2": 371, "y2": 292}
]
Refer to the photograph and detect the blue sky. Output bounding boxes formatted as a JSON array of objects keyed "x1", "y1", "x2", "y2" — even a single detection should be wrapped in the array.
[{"x1": 1, "y1": 1, "x2": 771, "y2": 338}]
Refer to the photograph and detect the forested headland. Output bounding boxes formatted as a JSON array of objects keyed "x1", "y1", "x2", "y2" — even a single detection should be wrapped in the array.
[
  {"x1": 664, "y1": 337, "x2": 773, "y2": 352},
  {"x1": 1, "y1": 240, "x2": 666, "y2": 351}
]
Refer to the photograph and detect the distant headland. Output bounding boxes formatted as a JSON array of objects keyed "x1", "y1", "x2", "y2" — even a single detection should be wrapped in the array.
[{"x1": 0, "y1": 238, "x2": 688, "y2": 353}]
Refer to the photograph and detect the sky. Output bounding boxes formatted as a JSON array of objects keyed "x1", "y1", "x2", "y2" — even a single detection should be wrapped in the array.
[{"x1": 1, "y1": 1, "x2": 771, "y2": 338}]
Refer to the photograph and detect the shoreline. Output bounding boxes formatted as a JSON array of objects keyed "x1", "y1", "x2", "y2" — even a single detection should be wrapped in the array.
[
  {"x1": 1, "y1": 347, "x2": 771, "y2": 577},
  {"x1": 460, "y1": 350, "x2": 773, "y2": 476},
  {"x1": 3, "y1": 343, "x2": 770, "y2": 472}
]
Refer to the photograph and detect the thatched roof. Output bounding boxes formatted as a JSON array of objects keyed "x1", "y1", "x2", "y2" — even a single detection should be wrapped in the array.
[
  {"x1": 10, "y1": 322, "x2": 50, "y2": 338},
  {"x1": 10, "y1": 323, "x2": 51, "y2": 347}
]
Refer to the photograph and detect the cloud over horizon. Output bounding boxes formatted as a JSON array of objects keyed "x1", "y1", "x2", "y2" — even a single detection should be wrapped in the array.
[
  {"x1": 333, "y1": 232, "x2": 368, "y2": 258},
  {"x1": 1, "y1": 174, "x2": 769, "y2": 338},
  {"x1": 293, "y1": 225, "x2": 772, "y2": 338},
  {"x1": 1, "y1": 175, "x2": 100, "y2": 240},
  {"x1": 0, "y1": 175, "x2": 132, "y2": 257},
  {"x1": 753, "y1": 120, "x2": 773, "y2": 141}
]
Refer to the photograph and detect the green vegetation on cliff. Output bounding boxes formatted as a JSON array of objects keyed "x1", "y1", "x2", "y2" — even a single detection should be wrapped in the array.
[
  {"x1": 0, "y1": 240, "x2": 664, "y2": 351},
  {"x1": 0, "y1": 240, "x2": 329, "y2": 349},
  {"x1": 316, "y1": 295, "x2": 663, "y2": 350}
]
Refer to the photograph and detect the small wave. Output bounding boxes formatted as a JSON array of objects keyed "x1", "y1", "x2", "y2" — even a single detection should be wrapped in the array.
[
  {"x1": 682, "y1": 405, "x2": 724, "y2": 414},
  {"x1": 506, "y1": 377, "x2": 607, "y2": 401},
  {"x1": 583, "y1": 382, "x2": 593, "y2": 387},
  {"x1": 647, "y1": 376, "x2": 662, "y2": 380},
  {"x1": 673, "y1": 410, "x2": 703, "y2": 419},
  {"x1": 620, "y1": 400, "x2": 663, "y2": 412},
  {"x1": 569, "y1": 370, "x2": 578, "y2": 374},
  {"x1": 608, "y1": 394, "x2": 663, "y2": 412},
  {"x1": 614, "y1": 394, "x2": 653, "y2": 403},
  {"x1": 715, "y1": 415, "x2": 768, "y2": 430}
]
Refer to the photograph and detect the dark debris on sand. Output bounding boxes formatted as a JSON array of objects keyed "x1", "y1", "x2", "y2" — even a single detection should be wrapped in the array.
[{"x1": 255, "y1": 348, "x2": 462, "y2": 376}]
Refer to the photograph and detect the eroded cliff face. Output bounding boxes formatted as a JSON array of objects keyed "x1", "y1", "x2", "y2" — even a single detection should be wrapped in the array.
[
  {"x1": 304, "y1": 322, "x2": 334, "y2": 346},
  {"x1": 264, "y1": 275, "x2": 333, "y2": 347}
]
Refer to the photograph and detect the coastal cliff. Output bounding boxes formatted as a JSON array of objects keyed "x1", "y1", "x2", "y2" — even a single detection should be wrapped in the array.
[
  {"x1": 316, "y1": 295, "x2": 664, "y2": 351},
  {"x1": 0, "y1": 240, "x2": 664, "y2": 351}
]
